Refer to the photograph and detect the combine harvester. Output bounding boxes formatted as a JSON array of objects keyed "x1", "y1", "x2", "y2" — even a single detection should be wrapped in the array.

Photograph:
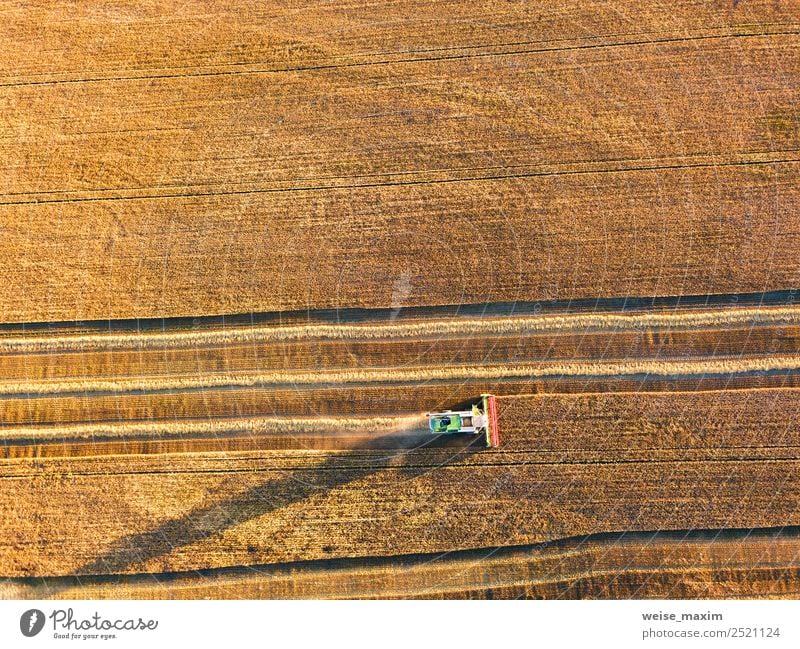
[{"x1": 426, "y1": 394, "x2": 500, "y2": 447}]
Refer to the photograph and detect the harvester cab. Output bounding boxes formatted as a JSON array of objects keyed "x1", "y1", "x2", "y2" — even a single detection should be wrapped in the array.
[{"x1": 426, "y1": 394, "x2": 500, "y2": 447}]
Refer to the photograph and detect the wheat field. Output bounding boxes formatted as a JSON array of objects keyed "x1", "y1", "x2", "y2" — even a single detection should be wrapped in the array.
[{"x1": 1, "y1": 0, "x2": 798, "y2": 599}]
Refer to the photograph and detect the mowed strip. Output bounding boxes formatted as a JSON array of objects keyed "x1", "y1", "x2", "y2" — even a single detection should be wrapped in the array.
[
  {"x1": 0, "y1": 387, "x2": 800, "y2": 460},
  {"x1": 5, "y1": 326, "x2": 800, "y2": 382},
  {"x1": 3, "y1": 386, "x2": 800, "y2": 459},
  {"x1": 4, "y1": 303, "x2": 800, "y2": 353},
  {"x1": 3, "y1": 528, "x2": 798, "y2": 600},
  {"x1": 6, "y1": 376, "x2": 800, "y2": 458},
  {"x1": 3, "y1": 354, "x2": 800, "y2": 398}
]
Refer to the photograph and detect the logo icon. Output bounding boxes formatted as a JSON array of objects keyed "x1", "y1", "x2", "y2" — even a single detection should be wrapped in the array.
[{"x1": 20, "y1": 609, "x2": 45, "y2": 637}]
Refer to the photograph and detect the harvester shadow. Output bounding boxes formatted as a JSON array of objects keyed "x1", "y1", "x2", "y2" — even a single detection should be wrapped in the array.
[{"x1": 53, "y1": 433, "x2": 485, "y2": 595}]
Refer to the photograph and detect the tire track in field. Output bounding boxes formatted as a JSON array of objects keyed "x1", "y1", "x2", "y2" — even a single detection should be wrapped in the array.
[{"x1": 2, "y1": 155, "x2": 797, "y2": 206}]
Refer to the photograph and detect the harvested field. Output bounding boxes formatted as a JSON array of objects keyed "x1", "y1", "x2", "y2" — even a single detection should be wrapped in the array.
[{"x1": 1, "y1": 0, "x2": 799, "y2": 599}]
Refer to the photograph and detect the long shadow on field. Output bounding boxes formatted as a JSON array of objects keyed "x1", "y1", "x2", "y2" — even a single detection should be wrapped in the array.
[
  {"x1": 64, "y1": 434, "x2": 485, "y2": 584},
  {"x1": 14, "y1": 525, "x2": 800, "y2": 599}
]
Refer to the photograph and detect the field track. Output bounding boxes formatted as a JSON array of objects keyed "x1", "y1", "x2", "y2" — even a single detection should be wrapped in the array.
[{"x1": 1, "y1": 0, "x2": 799, "y2": 598}]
